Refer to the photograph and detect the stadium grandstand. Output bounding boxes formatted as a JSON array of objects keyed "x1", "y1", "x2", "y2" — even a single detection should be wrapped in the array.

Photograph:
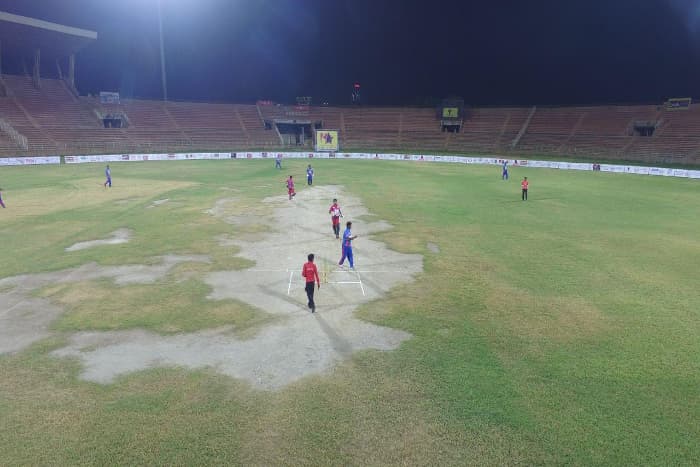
[{"x1": 1, "y1": 11, "x2": 699, "y2": 166}]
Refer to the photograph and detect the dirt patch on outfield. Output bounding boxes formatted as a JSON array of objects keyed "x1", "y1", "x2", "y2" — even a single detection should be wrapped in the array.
[
  {"x1": 427, "y1": 242, "x2": 440, "y2": 253},
  {"x1": 205, "y1": 197, "x2": 273, "y2": 222},
  {"x1": 147, "y1": 198, "x2": 169, "y2": 208},
  {"x1": 45, "y1": 186, "x2": 423, "y2": 390},
  {"x1": 65, "y1": 228, "x2": 133, "y2": 251},
  {"x1": 0, "y1": 255, "x2": 209, "y2": 354},
  {"x1": 1, "y1": 186, "x2": 421, "y2": 389}
]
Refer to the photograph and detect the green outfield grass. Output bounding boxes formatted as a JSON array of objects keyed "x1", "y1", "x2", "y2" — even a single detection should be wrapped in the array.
[{"x1": 0, "y1": 159, "x2": 698, "y2": 465}]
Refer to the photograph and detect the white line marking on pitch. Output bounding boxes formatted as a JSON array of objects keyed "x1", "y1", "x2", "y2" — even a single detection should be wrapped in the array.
[
  {"x1": 245, "y1": 269, "x2": 294, "y2": 273},
  {"x1": 328, "y1": 281, "x2": 362, "y2": 285},
  {"x1": 241, "y1": 269, "x2": 406, "y2": 274},
  {"x1": 2, "y1": 299, "x2": 28, "y2": 314},
  {"x1": 287, "y1": 270, "x2": 294, "y2": 296},
  {"x1": 356, "y1": 269, "x2": 366, "y2": 296}
]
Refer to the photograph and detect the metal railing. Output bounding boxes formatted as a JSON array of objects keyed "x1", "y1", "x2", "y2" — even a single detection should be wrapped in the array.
[{"x1": 0, "y1": 118, "x2": 29, "y2": 150}]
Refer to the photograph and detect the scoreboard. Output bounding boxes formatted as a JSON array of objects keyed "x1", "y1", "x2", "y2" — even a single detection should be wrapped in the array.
[{"x1": 442, "y1": 107, "x2": 460, "y2": 119}]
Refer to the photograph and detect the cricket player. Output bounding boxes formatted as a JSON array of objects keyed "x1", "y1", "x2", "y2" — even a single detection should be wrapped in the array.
[
  {"x1": 328, "y1": 198, "x2": 343, "y2": 239},
  {"x1": 287, "y1": 175, "x2": 296, "y2": 200},
  {"x1": 302, "y1": 253, "x2": 320, "y2": 312},
  {"x1": 275, "y1": 154, "x2": 282, "y2": 169},
  {"x1": 502, "y1": 160, "x2": 509, "y2": 180},
  {"x1": 306, "y1": 164, "x2": 314, "y2": 185},
  {"x1": 521, "y1": 176, "x2": 529, "y2": 200},
  {"x1": 338, "y1": 221, "x2": 358, "y2": 269},
  {"x1": 104, "y1": 165, "x2": 112, "y2": 188}
]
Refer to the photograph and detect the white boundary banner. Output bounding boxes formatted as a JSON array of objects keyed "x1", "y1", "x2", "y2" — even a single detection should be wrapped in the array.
[
  {"x1": 8, "y1": 151, "x2": 696, "y2": 179},
  {"x1": 65, "y1": 152, "x2": 234, "y2": 163},
  {"x1": 0, "y1": 156, "x2": 60, "y2": 166}
]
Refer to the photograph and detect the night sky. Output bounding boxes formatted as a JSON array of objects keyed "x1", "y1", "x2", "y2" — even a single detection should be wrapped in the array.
[{"x1": 1, "y1": 0, "x2": 700, "y2": 106}]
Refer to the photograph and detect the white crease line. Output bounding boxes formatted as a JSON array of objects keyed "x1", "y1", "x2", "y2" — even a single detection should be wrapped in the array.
[
  {"x1": 245, "y1": 269, "x2": 294, "y2": 273},
  {"x1": 356, "y1": 269, "x2": 366, "y2": 296},
  {"x1": 287, "y1": 270, "x2": 294, "y2": 296},
  {"x1": 331, "y1": 270, "x2": 407, "y2": 274},
  {"x1": 1, "y1": 299, "x2": 29, "y2": 315},
  {"x1": 328, "y1": 281, "x2": 362, "y2": 285}
]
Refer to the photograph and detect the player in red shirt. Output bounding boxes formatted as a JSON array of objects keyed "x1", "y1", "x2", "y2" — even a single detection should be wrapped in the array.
[
  {"x1": 287, "y1": 175, "x2": 296, "y2": 200},
  {"x1": 301, "y1": 253, "x2": 320, "y2": 312},
  {"x1": 328, "y1": 198, "x2": 343, "y2": 239},
  {"x1": 521, "y1": 177, "x2": 529, "y2": 201}
]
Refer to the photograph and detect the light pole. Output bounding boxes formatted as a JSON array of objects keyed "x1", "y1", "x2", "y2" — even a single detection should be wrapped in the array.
[{"x1": 157, "y1": 0, "x2": 168, "y2": 101}]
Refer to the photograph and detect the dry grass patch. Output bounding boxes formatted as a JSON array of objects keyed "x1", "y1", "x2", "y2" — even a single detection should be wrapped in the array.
[
  {"x1": 38, "y1": 278, "x2": 276, "y2": 336},
  {"x1": 208, "y1": 196, "x2": 274, "y2": 220},
  {"x1": 483, "y1": 284, "x2": 611, "y2": 346},
  {"x1": 3, "y1": 178, "x2": 194, "y2": 219}
]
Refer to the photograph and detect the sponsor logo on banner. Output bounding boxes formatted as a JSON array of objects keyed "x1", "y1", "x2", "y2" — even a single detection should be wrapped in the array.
[
  {"x1": 315, "y1": 130, "x2": 339, "y2": 152},
  {"x1": 261, "y1": 153, "x2": 268, "y2": 158},
  {"x1": 0, "y1": 156, "x2": 60, "y2": 165}
]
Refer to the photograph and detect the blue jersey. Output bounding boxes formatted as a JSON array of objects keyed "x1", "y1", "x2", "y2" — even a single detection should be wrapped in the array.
[
  {"x1": 342, "y1": 228, "x2": 353, "y2": 247},
  {"x1": 105, "y1": 167, "x2": 111, "y2": 178},
  {"x1": 307, "y1": 168, "x2": 314, "y2": 178}
]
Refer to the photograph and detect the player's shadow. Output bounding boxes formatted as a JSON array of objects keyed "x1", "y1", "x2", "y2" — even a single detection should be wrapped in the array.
[
  {"x1": 501, "y1": 197, "x2": 558, "y2": 203},
  {"x1": 313, "y1": 313, "x2": 354, "y2": 357},
  {"x1": 259, "y1": 283, "x2": 306, "y2": 310}
]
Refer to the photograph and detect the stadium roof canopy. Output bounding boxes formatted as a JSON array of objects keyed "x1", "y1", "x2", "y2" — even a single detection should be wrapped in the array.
[{"x1": 0, "y1": 11, "x2": 97, "y2": 58}]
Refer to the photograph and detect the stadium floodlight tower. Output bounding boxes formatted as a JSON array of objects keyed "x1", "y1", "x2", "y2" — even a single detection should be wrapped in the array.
[
  {"x1": 0, "y1": 11, "x2": 96, "y2": 91},
  {"x1": 157, "y1": 0, "x2": 168, "y2": 101}
]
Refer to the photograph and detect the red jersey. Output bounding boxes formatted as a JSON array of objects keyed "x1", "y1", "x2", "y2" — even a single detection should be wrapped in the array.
[
  {"x1": 329, "y1": 203, "x2": 341, "y2": 225},
  {"x1": 521, "y1": 180, "x2": 529, "y2": 190},
  {"x1": 302, "y1": 261, "x2": 319, "y2": 284}
]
